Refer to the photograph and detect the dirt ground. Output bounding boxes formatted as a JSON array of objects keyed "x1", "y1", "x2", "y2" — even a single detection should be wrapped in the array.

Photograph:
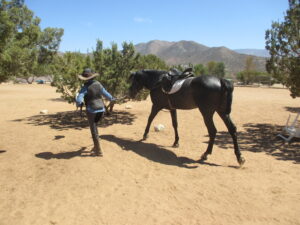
[{"x1": 0, "y1": 83, "x2": 299, "y2": 225}]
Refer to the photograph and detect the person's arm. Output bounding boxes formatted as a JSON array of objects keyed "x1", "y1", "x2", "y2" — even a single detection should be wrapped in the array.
[
  {"x1": 100, "y1": 87, "x2": 115, "y2": 101},
  {"x1": 76, "y1": 86, "x2": 87, "y2": 107}
]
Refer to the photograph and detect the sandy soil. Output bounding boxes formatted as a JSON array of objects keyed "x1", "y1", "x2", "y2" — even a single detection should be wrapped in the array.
[{"x1": 0, "y1": 83, "x2": 299, "y2": 225}]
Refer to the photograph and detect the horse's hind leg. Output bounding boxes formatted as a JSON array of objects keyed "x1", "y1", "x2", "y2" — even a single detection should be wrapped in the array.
[
  {"x1": 218, "y1": 112, "x2": 245, "y2": 166},
  {"x1": 170, "y1": 109, "x2": 179, "y2": 147},
  {"x1": 143, "y1": 105, "x2": 161, "y2": 140},
  {"x1": 199, "y1": 110, "x2": 217, "y2": 161}
]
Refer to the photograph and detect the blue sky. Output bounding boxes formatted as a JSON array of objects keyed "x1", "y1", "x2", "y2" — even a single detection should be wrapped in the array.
[{"x1": 26, "y1": 0, "x2": 289, "y2": 52}]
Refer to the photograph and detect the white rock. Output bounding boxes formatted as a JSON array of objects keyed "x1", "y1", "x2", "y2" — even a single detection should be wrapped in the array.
[
  {"x1": 40, "y1": 109, "x2": 48, "y2": 114},
  {"x1": 154, "y1": 124, "x2": 165, "y2": 132},
  {"x1": 125, "y1": 105, "x2": 132, "y2": 109}
]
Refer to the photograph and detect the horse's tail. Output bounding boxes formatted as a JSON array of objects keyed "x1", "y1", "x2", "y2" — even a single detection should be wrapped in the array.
[{"x1": 220, "y1": 78, "x2": 234, "y2": 115}]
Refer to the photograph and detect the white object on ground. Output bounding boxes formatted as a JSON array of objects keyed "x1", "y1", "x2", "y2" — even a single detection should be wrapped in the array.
[
  {"x1": 277, "y1": 112, "x2": 300, "y2": 143},
  {"x1": 40, "y1": 109, "x2": 48, "y2": 114},
  {"x1": 125, "y1": 105, "x2": 132, "y2": 109},
  {"x1": 154, "y1": 124, "x2": 165, "y2": 132}
]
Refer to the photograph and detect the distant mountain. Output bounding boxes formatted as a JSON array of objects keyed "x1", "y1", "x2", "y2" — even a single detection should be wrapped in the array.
[
  {"x1": 134, "y1": 40, "x2": 267, "y2": 74},
  {"x1": 233, "y1": 49, "x2": 270, "y2": 57}
]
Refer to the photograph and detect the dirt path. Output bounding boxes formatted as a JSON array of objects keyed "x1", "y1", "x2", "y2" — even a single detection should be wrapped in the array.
[{"x1": 0, "y1": 84, "x2": 299, "y2": 225}]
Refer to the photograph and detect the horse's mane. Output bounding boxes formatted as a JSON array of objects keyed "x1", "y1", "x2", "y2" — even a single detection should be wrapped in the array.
[
  {"x1": 140, "y1": 69, "x2": 167, "y2": 89},
  {"x1": 142, "y1": 69, "x2": 166, "y2": 74}
]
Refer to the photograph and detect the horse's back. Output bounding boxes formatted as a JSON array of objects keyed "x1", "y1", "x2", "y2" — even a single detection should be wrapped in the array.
[
  {"x1": 190, "y1": 75, "x2": 227, "y2": 111},
  {"x1": 151, "y1": 74, "x2": 228, "y2": 111},
  {"x1": 191, "y1": 75, "x2": 222, "y2": 91}
]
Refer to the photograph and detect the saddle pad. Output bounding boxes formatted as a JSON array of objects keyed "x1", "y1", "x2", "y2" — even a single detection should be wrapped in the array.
[{"x1": 165, "y1": 78, "x2": 186, "y2": 94}]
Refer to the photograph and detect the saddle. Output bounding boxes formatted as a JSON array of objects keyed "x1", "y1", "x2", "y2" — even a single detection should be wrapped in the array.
[{"x1": 161, "y1": 67, "x2": 194, "y2": 94}]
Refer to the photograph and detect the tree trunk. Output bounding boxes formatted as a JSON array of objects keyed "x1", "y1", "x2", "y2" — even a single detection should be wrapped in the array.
[{"x1": 26, "y1": 76, "x2": 35, "y2": 84}]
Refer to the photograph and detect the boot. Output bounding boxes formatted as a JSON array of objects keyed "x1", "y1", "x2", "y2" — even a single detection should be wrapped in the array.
[{"x1": 92, "y1": 141, "x2": 103, "y2": 157}]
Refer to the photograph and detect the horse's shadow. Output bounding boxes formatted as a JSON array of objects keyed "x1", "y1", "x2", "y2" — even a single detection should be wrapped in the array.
[
  {"x1": 285, "y1": 106, "x2": 300, "y2": 113},
  {"x1": 213, "y1": 123, "x2": 300, "y2": 164},
  {"x1": 35, "y1": 147, "x2": 97, "y2": 160},
  {"x1": 101, "y1": 134, "x2": 220, "y2": 168}
]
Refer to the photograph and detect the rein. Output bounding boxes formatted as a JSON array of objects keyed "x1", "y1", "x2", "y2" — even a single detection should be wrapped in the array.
[{"x1": 76, "y1": 96, "x2": 129, "y2": 117}]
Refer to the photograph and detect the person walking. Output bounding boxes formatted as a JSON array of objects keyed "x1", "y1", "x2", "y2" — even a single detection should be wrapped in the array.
[{"x1": 76, "y1": 68, "x2": 115, "y2": 156}]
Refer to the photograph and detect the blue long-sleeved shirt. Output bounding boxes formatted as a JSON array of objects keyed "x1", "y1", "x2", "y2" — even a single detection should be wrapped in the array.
[{"x1": 76, "y1": 80, "x2": 114, "y2": 113}]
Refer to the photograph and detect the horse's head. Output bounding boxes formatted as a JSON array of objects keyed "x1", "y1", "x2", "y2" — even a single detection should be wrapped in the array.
[
  {"x1": 128, "y1": 71, "x2": 145, "y2": 98},
  {"x1": 128, "y1": 69, "x2": 167, "y2": 98}
]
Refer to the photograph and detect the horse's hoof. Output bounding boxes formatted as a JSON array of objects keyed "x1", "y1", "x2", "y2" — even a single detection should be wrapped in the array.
[
  {"x1": 142, "y1": 134, "x2": 148, "y2": 141},
  {"x1": 238, "y1": 156, "x2": 245, "y2": 167},
  {"x1": 200, "y1": 154, "x2": 208, "y2": 161},
  {"x1": 91, "y1": 151, "x2": 103, "y2": 157},
  {"x1": 172, "y1": 143, "x2": 179, "y2": 148}
]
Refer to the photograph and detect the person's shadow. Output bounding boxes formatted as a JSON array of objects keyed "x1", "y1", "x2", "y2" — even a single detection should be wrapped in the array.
[
  {"x1": 100, "y1": 134, "x2": 220, "y2": 168},
  {"x1": 35, "y1": 147, "x2": 97, "y2": 159},
  {"x1": 13, "y1": 110, "x2": 136, "y2": 131}
]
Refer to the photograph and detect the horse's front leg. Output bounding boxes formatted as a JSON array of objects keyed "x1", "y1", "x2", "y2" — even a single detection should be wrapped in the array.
[
  {"x1": 143, "y1": 105, "x2": 161, "y2": 140},
  {"x1": 170, "y1": 109, "x2": 179, "y2": 147}
]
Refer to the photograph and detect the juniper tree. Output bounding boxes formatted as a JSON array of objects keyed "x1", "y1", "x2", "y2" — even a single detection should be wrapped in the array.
[
  {"x1": 265, "y1": 0, "x2": 300, "y2": 97},
  {"x1": 0, "y1": 0, "x2": 63, "y2": 83}
]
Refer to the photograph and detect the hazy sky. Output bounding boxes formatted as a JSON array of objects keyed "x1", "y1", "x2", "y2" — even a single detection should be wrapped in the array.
[{"x1": 26, "y1": 0, "x2": 289, "y2": 52}]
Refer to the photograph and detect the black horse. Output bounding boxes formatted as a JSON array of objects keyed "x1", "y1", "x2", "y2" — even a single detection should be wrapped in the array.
[{"x1": 128, "y1": 69, "x2": 245, "y2": 166}]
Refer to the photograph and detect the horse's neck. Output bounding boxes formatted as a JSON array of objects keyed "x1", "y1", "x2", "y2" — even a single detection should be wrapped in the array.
[{"x1": 143, "y1": 71, "x2": 165, "y2": 90}]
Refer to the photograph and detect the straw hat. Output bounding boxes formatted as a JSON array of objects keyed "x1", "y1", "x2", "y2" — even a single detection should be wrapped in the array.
[{"x1": 78, "y1": 68, "x2": 99, "y2": 81}]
